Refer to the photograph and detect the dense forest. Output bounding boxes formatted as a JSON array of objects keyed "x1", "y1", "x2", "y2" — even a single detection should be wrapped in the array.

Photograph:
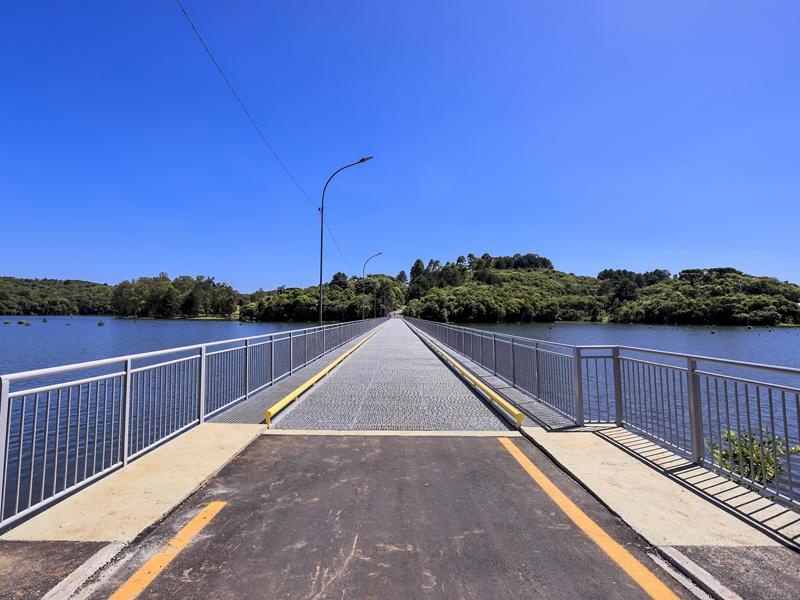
[
  {"x1": 3, "y1": 252, "x2": 799, "y2": 326},
  {"x1": 239, "y1": 272, "x2": 406, "y2": 322},
  {"x1": 0, "y1": 274, "x2": 238, "y2": 319},
  {"x1": 111, "y1": 274, "x2": 238, "y2": 318},
  {"x1": 0, "y1": 277, "x2": 113, "y2": 315},
  {"x1": 402, "y1": 253, "x2": 800, "y2": 326}
]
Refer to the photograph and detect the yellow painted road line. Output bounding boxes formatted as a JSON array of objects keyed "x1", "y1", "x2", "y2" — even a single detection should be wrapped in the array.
[
  {"x1": 263, "y1": 326, "x2": 383, "y2": 425},
  {"x1": 109, "y1": 501, "x2": 227, "y2": 600},
  {"x1": 409, "y1": 325, "x2": 524, "y2": 427},
  {"x1": 498, "y1": 438, "x2": 678, "y2": 600}
]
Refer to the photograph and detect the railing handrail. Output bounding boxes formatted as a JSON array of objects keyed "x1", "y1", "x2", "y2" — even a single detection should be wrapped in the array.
[
  {"x1": 0, "y1": 318, "x2": 384, "y2": 383},
  {"x1": 403, "y1": 317, "x2": 800, "y2": 377}
]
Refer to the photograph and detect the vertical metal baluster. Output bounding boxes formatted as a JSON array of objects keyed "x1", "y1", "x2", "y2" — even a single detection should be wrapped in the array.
[
  {"x1": 722, "y1": 380, "x2": 732, "y2": 467},
  {"x1": 65, "y1": 386, "x2": 72, "y2": 488},
  {"x1": 767, "y1": 389, "x2": 778, "y2": 496},
  {"x1": 16, "y1": 397, "x2": 27, "y2": 514},
  {"x1": 199, "y1": 346, "x2": 207, "y2": 423},
  {"x1": 713, "y1": 379, "x2": 723, "y2": 462},
  {"x1": 92, "y1": 381, "x2": 100, "y2": 475},
  {"x1": 110, "y1": 378, "x2": 116, "y2": 466},
  {"x1": 270, "y1": 336, "x2": 275, "y2": 386},
  {"x1": 780, "y1": 391, "x2": 794, "y2": 504},
  {"x1": 305, "y1": 330, "x2": 308, "y2": 367},
  {"x1": 101, "y1": 379, "x2": 108, "y2": 471},
  {"x1": 754, "y1": 387, "x2": 768, "y2": 485},
  {"x1": 744, "y1": 384, "x2": 755, "y2": 482},
  {"x1": 28, "y1": 394, "x2": 39, "y2": 509},
  {"x1": 53, "y1": 388, "x2": 62, "y2": 496},
  {"x1": 289, "y1": 333, "x2": 293, "y2": 375},
  {"x1": 510, "y1": 338, "x2": 515, "y2": 387},
  {"x1": 75, "y1": 384, "x2": 82, "y2": 483},
  {"x1": 123, "y1": 361, "x2": 132, "y2": 465},
  {"x1": 733, "y1": 383, "x2": 744, "y2": 479},
  {"x1": 244, "y1": 340, "x2": 250, "y2": 400},
  {"x1": 40, "y1": 390, "x2": 52, "y2": 503}
]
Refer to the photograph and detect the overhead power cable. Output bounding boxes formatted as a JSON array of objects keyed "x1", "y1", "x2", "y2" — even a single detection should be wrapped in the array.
[{"x1": 175, "y1": 0, "x2": 355, "y2": 273}]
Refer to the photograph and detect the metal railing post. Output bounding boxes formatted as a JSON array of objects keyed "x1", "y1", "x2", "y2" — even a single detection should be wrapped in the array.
[
  {"x1": 510, "y1": 338, "x2": 516, "y2": 386},
  {"x1": 492, "y1": 333, "x2": 497, "y2": 374},
  {"x1": 612, "y1": 347, "x2": 623, "y2": 427},
  {"x1": 244, "y1": 339, "x2": 250, "y2": 398},
  {"x1": 686, "y1": 358, "x2": 705, "y2": 463},
  {"x1": 0, "y1": 377, "x2": 11, "y2": 517},
  {"x1": 269, "y1": 335, "x2": 275, "y2": 385},
  {"x1": 198, "y1": 347, "x2": 206, "y2": 423},
  {"x1": 123, "y1": 359, "x2": 132, "y2": 464},
  {"x1": 304, "y1": 330, "x2": 308, "y2": 366},
  {"x1": 573, "y1": 347, "x2": 585, "y2": 426},
  {"x1": 289, "y1": 332, "x2": 294, "y2": 374},
  {"x1": 533, "y1": 342, "x2": 540, "y2": 399}
]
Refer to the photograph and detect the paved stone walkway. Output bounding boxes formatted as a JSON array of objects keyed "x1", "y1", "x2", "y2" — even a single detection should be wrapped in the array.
[{"x1": 273, "y1": 319, "x2": 510, "y2": 431}]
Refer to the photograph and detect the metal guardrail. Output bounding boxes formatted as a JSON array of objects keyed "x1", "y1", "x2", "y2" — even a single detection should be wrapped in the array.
[
  {"x1": 0, "y1": 317, "x2": 386, "y2": 529},
  {"x1": 404, "y1": 317, "x2": 800, "y2": 509}
]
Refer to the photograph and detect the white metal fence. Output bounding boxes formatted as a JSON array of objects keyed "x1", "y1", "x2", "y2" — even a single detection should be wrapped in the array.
[
  {"x1": 0, "y1": 317, "x2": 386, "y2": 530},
  {"x1": 405, "y1": 317, "x2": 800, "y2": 509}
]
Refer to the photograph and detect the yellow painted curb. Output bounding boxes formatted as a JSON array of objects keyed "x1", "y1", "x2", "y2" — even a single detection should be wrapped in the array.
[
  {"x1": 263, "y1": 326, "x2": 383, "y2": 425},
  {"x1": 408, "y1": 324, "x2": 525, "y2": 428}
]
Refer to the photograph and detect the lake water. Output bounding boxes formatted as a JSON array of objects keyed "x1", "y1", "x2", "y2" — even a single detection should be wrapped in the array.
[
  {"x1": 1, "y1": 316, "x2": 798, "y2": 375},
  {"x1": 469, "y1": 321, "x2": 800, "y2": 369},
  {"x1": 0, "y1": 316, "x2": 314, "y2": 375}
]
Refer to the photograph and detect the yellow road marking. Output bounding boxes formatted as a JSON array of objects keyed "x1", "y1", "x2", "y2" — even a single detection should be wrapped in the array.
[
  {"x1": 264, "y1": 325, "x2": 383, "y2": 425},
  {"x1": 498, "y1": 438, "x2": 678, "y2": 600},
  {"x1": 109, "y1": 501, "x2": 227, "y2": 600},
  {"x1": 409, "y1": 326, "x2": 524, "y2": 427}
]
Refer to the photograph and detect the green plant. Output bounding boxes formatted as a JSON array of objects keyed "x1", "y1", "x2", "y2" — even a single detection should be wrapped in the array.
[{"x1": 709, "y1": 428, "x2": 800, "y2": 484}]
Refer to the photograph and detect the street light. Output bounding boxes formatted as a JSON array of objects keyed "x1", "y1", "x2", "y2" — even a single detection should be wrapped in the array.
[
  {"x1": 318, "y1": 156, "x2": 373, "y2": 325},
  {"x1": 361, "y1": 251, "x2": 383, "y2": 320}
]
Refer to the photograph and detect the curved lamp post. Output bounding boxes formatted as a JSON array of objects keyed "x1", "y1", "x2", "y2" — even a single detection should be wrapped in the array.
[
  {"x1": 318, "y1": 156, "x2": 373, "y2": 325},
  {"x1": 361, "y1": 251, "x2": 383, "y2": 320}
]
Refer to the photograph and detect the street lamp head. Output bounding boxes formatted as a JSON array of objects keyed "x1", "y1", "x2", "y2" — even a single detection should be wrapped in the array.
[{"x1": 358, "y1": 155, "x2": 374, "y2": 163}]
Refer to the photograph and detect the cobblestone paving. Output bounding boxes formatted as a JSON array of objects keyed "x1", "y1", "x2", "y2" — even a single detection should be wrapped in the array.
[{"x1": 273, "y1": 320, "x2": 510, "y2": 431}]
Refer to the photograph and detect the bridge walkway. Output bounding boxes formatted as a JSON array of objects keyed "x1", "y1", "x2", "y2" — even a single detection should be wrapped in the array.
[{"x1": 272, "y1": 318, "x2": 511, "y2": 431}]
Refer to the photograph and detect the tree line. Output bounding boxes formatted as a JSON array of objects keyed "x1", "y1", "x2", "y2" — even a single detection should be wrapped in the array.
[
  {"x1": 4, "y1": 254, "x2": 799, "y2": 326},
  {"x1": 0, "y1": 274, "x2": 238, "y2": 318},
  {"x1": 402, "y1": 254, "x2": 800, "y2": 326},
  {"x1": 239, "y1": 272, "x2": 406, "y2": 322}
]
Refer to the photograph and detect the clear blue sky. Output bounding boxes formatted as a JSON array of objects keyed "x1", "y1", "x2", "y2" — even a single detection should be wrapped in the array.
[{"x1": 2, "y1": 2, "x2": 798, "y2": 292}]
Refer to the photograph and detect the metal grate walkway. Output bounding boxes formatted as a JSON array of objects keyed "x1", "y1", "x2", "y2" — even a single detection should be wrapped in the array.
[{"x1": 272, "y1": 319, "x2": 511, "y2": 431}]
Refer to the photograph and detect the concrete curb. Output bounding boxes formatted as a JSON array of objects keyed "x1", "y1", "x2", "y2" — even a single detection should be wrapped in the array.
[
  {"x1": 42, "y1": 542, "x2": 127, "y2": 600},
  {"x1": 657, "y1": 546, "x2": 743, "y2": 600}
]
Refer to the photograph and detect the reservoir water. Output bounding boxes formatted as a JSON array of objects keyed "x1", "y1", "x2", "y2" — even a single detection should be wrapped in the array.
[
  {"x1": 0, "y1": 316, "x2": 312, "y2": 375},
  {"x1": 1, "y1": 316, "x2": 799, "y2": 375}
]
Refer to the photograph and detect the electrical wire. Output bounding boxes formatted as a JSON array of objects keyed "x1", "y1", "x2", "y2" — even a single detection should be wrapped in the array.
[{"x1": 175, "y1": 0, "x2": 356, "y2": 274}]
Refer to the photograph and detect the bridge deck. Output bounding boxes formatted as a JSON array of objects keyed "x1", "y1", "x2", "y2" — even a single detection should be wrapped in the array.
[{"x1": 272, "y1": 319, "x2": 511, "y2": 431}]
